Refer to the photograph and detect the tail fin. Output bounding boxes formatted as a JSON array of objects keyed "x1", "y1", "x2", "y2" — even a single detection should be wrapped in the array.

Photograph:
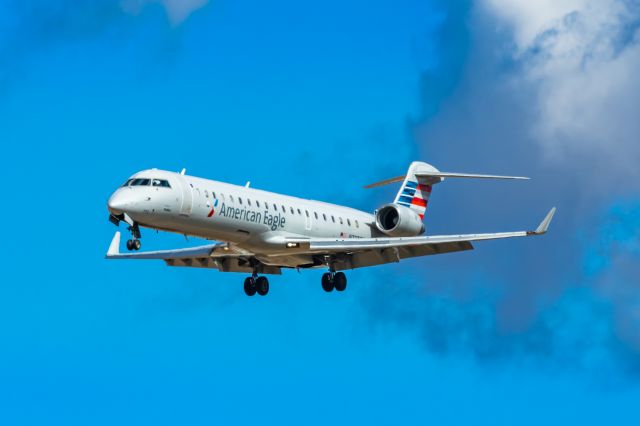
[
  {"x1": 365, "y1": 161, "x2": 529, "y2": 221},
  {"x1": 393, "y1": 162, "x2": 439, "y2": 220}
]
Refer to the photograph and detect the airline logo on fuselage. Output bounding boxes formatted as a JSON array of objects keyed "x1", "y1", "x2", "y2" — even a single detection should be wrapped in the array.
[
  {"x1": 211, "y1": 200, "x2": 286, "y2": 231},
  {"x1": 207, "y1": 199, "x2": 219, "y2": 217}
]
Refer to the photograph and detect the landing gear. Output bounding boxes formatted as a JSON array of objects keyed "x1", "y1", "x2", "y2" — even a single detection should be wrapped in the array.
[
  {"x1": 322, "y1": 272, "x2": 334, "y2": 292},
  {"x1": 126, "y1": 223, "x2": 142, "y2": 251},
  {"x1": 321, "y1": 271, "x2": 347, "y2": 292},
  {"x1": 256, "y1": 276, "x2": 269, "y2": 296},
  {"x1": 334, "y1": 272, "x2": 347, "y2": 292},
  {"x1": 244, "y1": 275, "x2": 269, "y2": 296},
  {"x1": 244, "y1": 277, "x2": 257, "y2": 296},
  {"x1": 126, "y1": 238, "x2": 141, "y2": 251}
]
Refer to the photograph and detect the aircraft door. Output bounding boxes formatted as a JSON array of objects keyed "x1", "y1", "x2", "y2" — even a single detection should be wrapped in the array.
[
  {"x1": 177, "y1": 175, "x2": 193, "y2": 216},
  {"x1": 305, "y1": 210, "x2": 312, "y2": 231}
]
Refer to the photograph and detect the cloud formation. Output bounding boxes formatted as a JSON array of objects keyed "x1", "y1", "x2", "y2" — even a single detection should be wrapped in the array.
[
  {"x1": 361, "y1": 0, "x2": 640, "y2": 378},
  {"x1": 484, "y1": 0, "x2": 640, "y2": 177}
]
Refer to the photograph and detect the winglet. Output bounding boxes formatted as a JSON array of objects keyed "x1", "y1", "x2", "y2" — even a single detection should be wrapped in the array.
[
  {"x1": 107, "y1": 231, "x2": 121, "y2": 257},
  {"x1": 533, "y1": 207, "x2": 556, "y2": 235}
]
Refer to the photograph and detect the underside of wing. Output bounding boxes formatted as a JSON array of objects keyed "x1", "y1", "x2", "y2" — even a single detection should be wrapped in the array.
[
  {"x1": 281, "y1": 208, "x2": 556, "y2": 271},
  {"x1": 105, "y1": 232, "x2": 282, "y2": 275}
]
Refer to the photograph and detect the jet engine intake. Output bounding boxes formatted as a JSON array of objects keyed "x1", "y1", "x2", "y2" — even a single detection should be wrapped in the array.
[{"x1": 374, "y1": 204, "x2": 425, "y2": 237}]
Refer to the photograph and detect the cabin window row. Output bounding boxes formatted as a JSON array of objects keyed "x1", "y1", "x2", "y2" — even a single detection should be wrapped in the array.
[{"x1": 206, "y1": 190, "x2": 359, "y2": 228}]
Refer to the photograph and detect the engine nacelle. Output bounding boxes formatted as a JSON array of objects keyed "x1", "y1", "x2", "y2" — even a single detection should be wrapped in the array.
[{"x1": 374, "y1": 204, "x2": 425, "y2": 237}]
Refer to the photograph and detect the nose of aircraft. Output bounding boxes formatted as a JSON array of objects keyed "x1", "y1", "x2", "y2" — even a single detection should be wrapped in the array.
[{"x1": 107, "y1": 190, "x2": 134, "y2": 215}]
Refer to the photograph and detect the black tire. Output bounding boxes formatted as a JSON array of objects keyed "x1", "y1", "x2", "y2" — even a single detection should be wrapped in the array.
[
  {"x1": 334, "y1": 272, "x2": 347, "y2": 292},
  {"x1": 244, "y1": 277, "x2": 256, "y2": 296},
  {"x1": 321, "y1": 273, "x2": 334, "y2": 292},
  {"x1": 126, "y1": 239, "x2": 134, "y2": 251},
  {"x1": 133, "y1": 239, "x2": 141, "y2": 250},
  {"x1": 256, "y1": 276, "x2": 269, "y2": 296}
]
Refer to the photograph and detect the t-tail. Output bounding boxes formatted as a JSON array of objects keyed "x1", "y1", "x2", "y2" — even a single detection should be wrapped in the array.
[{"x1": 365, "y1": 161, "x2": 529, "y2": 221}]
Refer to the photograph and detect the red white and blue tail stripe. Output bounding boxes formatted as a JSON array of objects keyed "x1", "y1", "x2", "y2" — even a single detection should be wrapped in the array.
[{"x1": 394, "y1": 179, "x2": 432, "y2": 220}]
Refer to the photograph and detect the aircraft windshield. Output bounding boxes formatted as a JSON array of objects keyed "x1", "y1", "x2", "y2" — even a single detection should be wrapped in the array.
[
  {"x1": 120, "y1": 178, "x2": 170, "y2": 188},
  {"x1": 152, "y1": 179, "x2": 171, "y2": 188}
]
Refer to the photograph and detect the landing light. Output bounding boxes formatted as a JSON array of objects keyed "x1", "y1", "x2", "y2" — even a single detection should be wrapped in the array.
[{"x1": 286, "y1": 243, "x2": 299, "y2": 248}]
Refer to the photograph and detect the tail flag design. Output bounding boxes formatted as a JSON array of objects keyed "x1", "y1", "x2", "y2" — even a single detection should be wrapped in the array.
[{"x1": 395, "y1": 179, "x2": 432, "y2": 220}]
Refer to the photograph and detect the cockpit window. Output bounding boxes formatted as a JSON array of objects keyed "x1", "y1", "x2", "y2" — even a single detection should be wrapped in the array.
[
  {"x1": 152, "y1": 179, "x2": 171, "y2": 188},
  {"x1": 131, "y1": 178, "x2": 150, "y2": 186},
  {"x1": 121, "y1": 179, "x2": 133, "y2": 187}
]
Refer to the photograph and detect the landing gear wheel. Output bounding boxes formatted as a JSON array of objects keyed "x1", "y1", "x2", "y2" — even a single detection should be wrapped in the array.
[
  {"x1": 126, "y1": 239, "x2": 134, "y2": 251},
  {"x1": 244, "y1": 277, "x2": 257, "y2": 296},
  {"x1": 256, "y1": 276, "x2": 269, "y2": 296},
  {"x1": 321, "y1": 273, "x2": 334, "y2": 292},
  {"x1": 133, "y1": 239, "x2": 141, "y2": 251},
  {"x1": 334, "y1": 272, "x2": 347, "y2": 292}
]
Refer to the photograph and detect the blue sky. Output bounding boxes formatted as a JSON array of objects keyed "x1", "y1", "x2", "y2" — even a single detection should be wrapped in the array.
[{"x1": 1, "y1": 0, "x2": 640, "y2": 424}]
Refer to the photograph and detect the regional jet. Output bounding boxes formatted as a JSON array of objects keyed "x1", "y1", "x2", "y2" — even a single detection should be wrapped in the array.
[{"x1": 106, "y1": 161, "x2": 555, "y2": 296}]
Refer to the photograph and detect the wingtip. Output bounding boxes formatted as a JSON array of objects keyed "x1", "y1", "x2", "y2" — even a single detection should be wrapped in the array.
[
  {"x1": 534, "y1": 207, "x2": 556, "y2": 234},
  {"x1": 107, "y1": 231, "x2": 121, "y2": 257}
]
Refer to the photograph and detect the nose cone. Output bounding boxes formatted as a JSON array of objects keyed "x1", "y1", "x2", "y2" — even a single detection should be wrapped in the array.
[{"x1": 108, "y1": 190, "x2": 135, "y2": 215}]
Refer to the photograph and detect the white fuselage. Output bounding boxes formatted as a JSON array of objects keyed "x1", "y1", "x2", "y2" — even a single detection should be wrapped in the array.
[{"x1": 107, "y1": 169, "x2": 380, "y2": 256}]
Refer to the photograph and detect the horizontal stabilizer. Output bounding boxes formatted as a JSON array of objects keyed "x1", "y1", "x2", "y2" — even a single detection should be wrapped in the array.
[
  {"x1": 364, "y1": 175, "x2": 405, "y2": 189},
  {"x1": 365, "y1": 170, "x2": 529, "y2": 189},
  {"x1": 415, "y1": 172, "x2": 529, "y2": 180}
]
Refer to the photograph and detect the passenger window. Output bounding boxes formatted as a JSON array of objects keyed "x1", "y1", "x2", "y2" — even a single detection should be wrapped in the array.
[
  {"x1": 355, "y1": 220, "x2": 359, "y2": 228},
  {"x1": 314, "y1": 212, "x2": 318, "y2": 219},
  {"x1": 248, "y1": 199, "x2": 252, "y2": 206},
  {"x1": 290, "y1": 207, "x2": 294, "y2": 214},
  {"x1": 305, "y1": 210, "x2": 309, "y2": 217},
  {"x1": 204, "y1": 190, "x2": 209, "y2": 198},
  {"x1": 323, "y1": 213, "x2": 327, "y2": 221},
  {"x1": 281, "y1": 205, "x2": 285, "y2": 213},
  {"x1": 265, "y1": 203, "x2": 269, "y2": 210},
  {"x1": 331, "y1": 216, "x2": 335, "y2": 223},
  {"x1": 347, "y1": 218, "x2": 351, "y2": 226},
  {"x1": 256, "y1": 200, "x2": 260, "y2": 208},
  {"x1": 239, "y1": 197, "x2": 243, "y2": 205},
  {"x1": 212, "y1": 191, "x2": 216, "y2": 198},
  {"x1": 273, "y1": 203, "x2": 277, "y2": 210},
  {"x1": 230, "y1": 195, "x2": 234, "y2": 202},
  {"x1": 297, "y1": 209, "x2": 301, "y2": 215},
  {"x1": 339, "y1": 217, "x2": 343, "y2": 225}
]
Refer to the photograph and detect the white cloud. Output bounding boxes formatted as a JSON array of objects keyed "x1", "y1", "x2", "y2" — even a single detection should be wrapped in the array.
[
  {"x1": 481, "y1": 0, "x2": 640, "y2": 176},
  {"x1": 484, "y1": 0, "x2": 587, "y2": 49}
]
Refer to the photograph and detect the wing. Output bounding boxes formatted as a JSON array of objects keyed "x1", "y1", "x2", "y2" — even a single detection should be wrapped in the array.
[
  {"x1": 105, "y1": 233, "x2": 282, "y2": 275},
  {"x1": 282, "y1": 208, "x2": 556, "y2": 271}
]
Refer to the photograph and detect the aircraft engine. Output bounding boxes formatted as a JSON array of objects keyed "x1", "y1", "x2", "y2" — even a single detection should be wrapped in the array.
[{"x1": 374, "y1": 204, "x2": 425, "y2": 237}]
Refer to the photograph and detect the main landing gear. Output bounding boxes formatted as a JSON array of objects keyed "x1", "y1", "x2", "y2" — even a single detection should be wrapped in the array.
[
  {"x1": 321, "y1": 271, "x2": 347, "y2": 293},
  {"x1": 126, "y1": 223, "x2": 142, "y2": 251},
  {"x1": 244, "y1": 275, "x2": 269, "y2": 297}
]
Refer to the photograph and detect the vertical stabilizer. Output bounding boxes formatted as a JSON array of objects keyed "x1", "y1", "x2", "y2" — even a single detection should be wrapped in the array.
[{"x1": 393, "y1": 161, "x2": 442, "y2": 220}]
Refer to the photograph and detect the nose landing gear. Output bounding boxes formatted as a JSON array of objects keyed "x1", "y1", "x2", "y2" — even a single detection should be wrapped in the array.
[
  {"x1": 126, "y1": 238, "x2": 141, "y2": 251},
  {"x1": 126, "y1": 223, "x2": 142, "y2": 251}
]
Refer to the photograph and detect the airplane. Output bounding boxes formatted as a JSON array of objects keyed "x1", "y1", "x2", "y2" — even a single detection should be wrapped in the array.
[{"x1": 106, "y1": 161, "x2": 556, "y2": 296}]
